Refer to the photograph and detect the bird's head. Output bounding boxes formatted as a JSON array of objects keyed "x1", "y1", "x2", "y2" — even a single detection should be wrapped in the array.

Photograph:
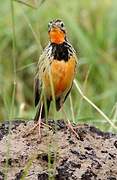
[{"x1": 48, "y1": 19, "x2": 66, "y2": 44}]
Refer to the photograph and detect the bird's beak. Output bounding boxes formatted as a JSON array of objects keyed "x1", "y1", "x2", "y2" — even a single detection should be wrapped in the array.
[{"x1": 49, "y1": 27, "x2": 65, "y2": 44}]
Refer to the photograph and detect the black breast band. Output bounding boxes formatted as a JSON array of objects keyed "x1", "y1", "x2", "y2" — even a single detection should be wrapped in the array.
[{"x1": 51, "y1": 42, "x2": 69, "y2": 61}]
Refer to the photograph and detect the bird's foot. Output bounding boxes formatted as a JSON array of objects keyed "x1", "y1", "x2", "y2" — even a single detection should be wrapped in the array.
[
  {"x1": 23, "y1": 121, "x2": 52, "y2": 140},
  {"x1": 67, "y1": 122, "x2": 79, "y2": 139}
]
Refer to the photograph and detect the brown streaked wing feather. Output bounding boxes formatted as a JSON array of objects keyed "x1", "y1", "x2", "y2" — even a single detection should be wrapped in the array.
[{"x1": 34, "y1": 44, "x2": 51, "y2": 107}]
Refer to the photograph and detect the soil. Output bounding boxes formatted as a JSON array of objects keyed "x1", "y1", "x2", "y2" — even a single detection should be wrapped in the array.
[{"x1": 0, "y1": 120, "x2": 117, "y2": 180}]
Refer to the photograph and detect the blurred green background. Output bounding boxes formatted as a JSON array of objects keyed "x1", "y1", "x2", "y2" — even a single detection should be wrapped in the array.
[{"x1": 0, "y1": 0, "x2": 117, "y2": 132}]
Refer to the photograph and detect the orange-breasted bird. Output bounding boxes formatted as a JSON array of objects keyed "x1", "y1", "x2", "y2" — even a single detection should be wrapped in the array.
[
  {"x1": 32, "y1": 19, "x2": 78, "y2": 138},
  {"x1": 34, "y1": 19, "x2": 77, "y2": 121}
]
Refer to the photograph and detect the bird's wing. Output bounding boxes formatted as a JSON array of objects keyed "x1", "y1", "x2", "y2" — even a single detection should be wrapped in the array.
[
  {"x1": 34, "y1": 44, "x2": 52, "y2": 107},
  {"x1": 34, "y1": 52, "x2": 45, "y2": 107}
]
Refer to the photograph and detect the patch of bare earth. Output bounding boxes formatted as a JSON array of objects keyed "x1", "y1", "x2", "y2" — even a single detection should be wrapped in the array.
[{"x1": 0, "y1": 120, "x2": 117, "y2": 180}]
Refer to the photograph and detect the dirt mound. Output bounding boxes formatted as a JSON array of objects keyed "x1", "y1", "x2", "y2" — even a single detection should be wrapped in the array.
[{"x1": 0, "y1": 120, "x2": 117, "y2": 180}]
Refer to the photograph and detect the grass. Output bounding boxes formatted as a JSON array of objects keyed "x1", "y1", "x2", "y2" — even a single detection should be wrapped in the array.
[
  {"x1": 0, "y1": 0, "x2": 117, "y2": 178},
  {"x1": 0, "y1": 0, "x2": 117, "y2": 133}
]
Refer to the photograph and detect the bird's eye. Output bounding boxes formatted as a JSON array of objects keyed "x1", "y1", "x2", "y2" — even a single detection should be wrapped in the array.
[
  {"x1": 48, "y1": 21, "x2": 52, "y2": 28},
  {"x1": 60, "y1": 22, "x2": 64, "y2": 28},
  {"x1": 49, "y1": 21, "x2": 53, "y2": 24}
]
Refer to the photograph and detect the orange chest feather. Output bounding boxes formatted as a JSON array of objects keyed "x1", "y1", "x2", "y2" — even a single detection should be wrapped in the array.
[{"x1": 43, "y1": 57, "x2": 76, "y2": 97}]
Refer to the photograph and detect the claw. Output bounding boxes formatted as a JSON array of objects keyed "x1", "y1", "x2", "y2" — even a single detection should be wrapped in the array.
[
  {"x1": 67, "y1": 122, "x2": 79, "y2": 139},
  {"x1": 23, "y1": 121, "x2": 52, "y2": 138},
  {"x1": 61, "y1": 107, "x2": 79, "y2": 139}
]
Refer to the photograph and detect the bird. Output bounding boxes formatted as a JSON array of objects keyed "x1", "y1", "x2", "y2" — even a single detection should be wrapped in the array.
[{"x1": 30, "y1": 19, "x2": 78, "y2": 138}]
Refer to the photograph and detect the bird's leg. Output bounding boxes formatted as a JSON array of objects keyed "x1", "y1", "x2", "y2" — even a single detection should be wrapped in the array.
[
  {"x1": 23, "y1": 103, "x2": 52, "y2": 138},
  {"x1": 61, "y1": 107, "x2": 79, "y2": 139},
  {"x1": 23, "y1": 103, "x2": 43, "y2": 139},
  {"x1": 38, "y1": 102, "x2": 43, "y2": 139}
]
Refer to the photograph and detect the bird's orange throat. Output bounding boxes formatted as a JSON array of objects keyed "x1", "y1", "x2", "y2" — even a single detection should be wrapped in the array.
[{"x1": 49, "y1": 27, "x2": 65, "y2": 44}]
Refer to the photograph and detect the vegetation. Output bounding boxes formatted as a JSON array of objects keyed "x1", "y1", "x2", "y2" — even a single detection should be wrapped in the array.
[{"x1": 0, "y1": 0, "x2": 117, "y2": 132}]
